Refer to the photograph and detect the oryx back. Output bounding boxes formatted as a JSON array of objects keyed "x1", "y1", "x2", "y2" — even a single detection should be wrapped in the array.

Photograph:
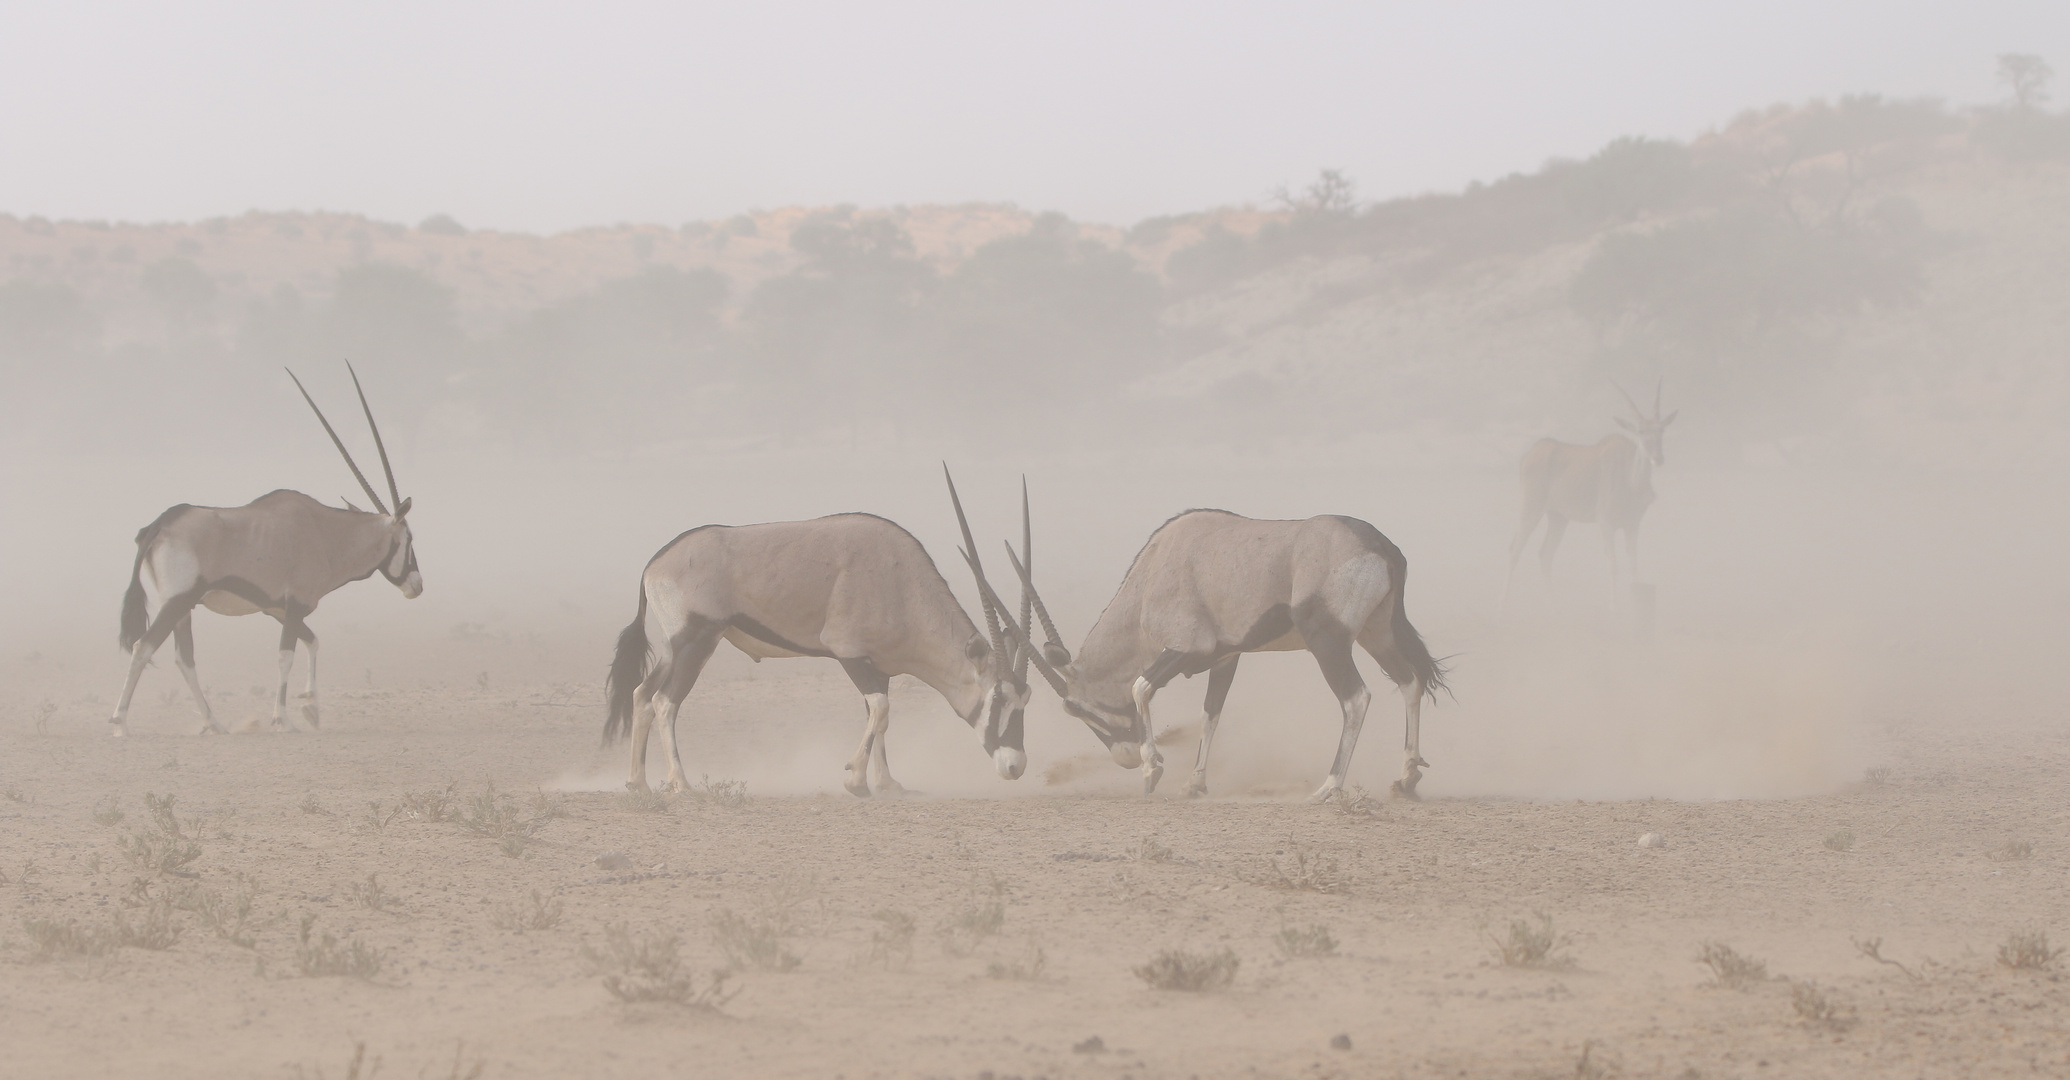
[{"x1": 137, "y1": 491, "x2": 391, "y2": 620}]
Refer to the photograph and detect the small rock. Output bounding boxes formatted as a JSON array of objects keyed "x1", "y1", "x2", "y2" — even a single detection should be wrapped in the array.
[
  {"x1": 594, "y1": 851, "x2": 633, "y2": 870},
  {"x1": 1071, "y1": 1036, "x2": 1106, "y2": 1054},
  {"x1": 1637, "y1": 832, "x2": 1664, "y2": 849},
  {"x1": 1329, "y1": 1034, "x2": 1352, "y2": 1051}
]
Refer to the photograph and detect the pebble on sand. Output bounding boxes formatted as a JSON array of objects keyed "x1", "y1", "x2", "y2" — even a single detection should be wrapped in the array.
[{"x1": 1637, "y1": 832, "x2": 1664, "y2": 848}]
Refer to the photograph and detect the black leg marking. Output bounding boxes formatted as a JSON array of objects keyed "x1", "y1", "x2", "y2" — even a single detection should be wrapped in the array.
[{"x1": 839, "y1": 657, "x2": 891, "y2": 697}]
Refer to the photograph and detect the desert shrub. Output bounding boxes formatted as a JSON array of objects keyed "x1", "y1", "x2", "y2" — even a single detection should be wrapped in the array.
[
  {"x1": 118, "y1": 793, "x2": 202, "y2": 876},
  {"x1": 172, "y1": 881, "x2": 257, "y2": 948},
  {"x1": 1130, "y1": 836, "x2": 1176, "y2": 863},
  {"x1": 1488, "y1": 912, "x2": 1576, "y2": 969},
  {"x1": 1823, "y1": 830, "x2": 1856, "y2": 852},
  {"x1": 294, "y1": 915, "x2": 384, "y2": 979},
  {"x1": 863, "y1": 909, "x2": 916, "y2": 970},
  {"x1": 1988, "y1": 840, "x2": 2034, "y2": 862},
  {"x1": 21, "y1": 916, "x2": 112, "y2": 959},
  {"x1": 985, "y1": 941, "x2": 1047, "y2": 981},
  {"x1": 619, "y1": 789, "x2": 669, "y2": 813},
  {"x1": 347, "y1": 874, "x2": 392, "y2": 912},
  {"x1": 1791, "y1": 980, "x2": 1850, "y2": 1028},
  {"x1": 92, "y1": 799, "x2": 124, "y2": 827},
  {"x1": 582, "y1": 923, "x2": 734, "y2": 1007},
  {"x1": 709, "y1": 907, "x2": 801, "y2": 972},
  {"x1": 402, "y1": 783, "x2": 457, "y2": 822},
  {"x1": 1696, "y1": 941, "x2": 1768, "y2": 988},
  {"x1": 492, "y1": 890, "x2": 564, "y2": 933},
  {"x1": 1997, "y1": 929, "x2": 2064, "y2": 971},
  {"x1": 686, "y1": 775, "x2": 749, "y2": 808},
  {"x1": 107, "y1": 894, "x2": 182, "y2": 950},
  {"x1": 1274, "y1": 922, "x2": 1338, "y2": 959},
  {"x1": 938, "y1": 874, "x2": 1008, "y2": 956},
  {"x1": 1133, "y1": 947, "x2": 1239, "y2": 991}
]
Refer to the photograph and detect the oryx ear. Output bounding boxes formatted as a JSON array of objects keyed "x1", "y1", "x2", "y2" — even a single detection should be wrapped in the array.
[
  {"x1": 1661, "y1": 410, "x2": 1678, "y2": 426},
  {"x1": 394, "y1": 496, "x2": 412, "y2": 520},
  {"x1": 1042, "y1": 642, "x2": 1072, "y2": 668},
  {"x1": 1614, "y1": 417, "x2": 1637, "y2": 432}
]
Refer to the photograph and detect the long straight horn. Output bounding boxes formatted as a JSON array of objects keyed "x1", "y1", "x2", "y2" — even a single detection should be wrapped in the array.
[
  {"x1": 971, "y1": 565, "x2": 1068, "y2": 697},
  {"x1": 1015, "y1": 479, "x2": 1035, "y2": 684},
  {"x1": 288, "y1": 368, "x2": 389, "y2": 516},
  {"x1": 1001, "y1": 541, "x2": 1065, "y2": 658},
  {"x1": 1612, "y1": 381, "x2": 1644, "y2": 421},
  {"x1": 1653, "y1": 378, "x2": 1663, "y2": 419},
  {"x1": 943, "y1": 465, "x2": 1005, "y2": 660},
  {"x1": 345, "y1": 361, "x2": 402, "y2": 515}
]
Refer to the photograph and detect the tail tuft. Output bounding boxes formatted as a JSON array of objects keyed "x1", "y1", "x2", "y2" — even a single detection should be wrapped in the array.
[
  {"x1": 602, "y1": 588, "x2": 650, "y2": 747},
  {"x1": 120, "y1": 505, "x2": 188, "y2": 652}
]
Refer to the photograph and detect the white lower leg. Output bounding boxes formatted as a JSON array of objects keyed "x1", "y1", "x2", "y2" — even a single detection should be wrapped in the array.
[
  {"x1": 1131, "y1": 677, "x2": 1165, "y2": 794},
  {"x1": 1391, "y1": 680, "x2": 1428, "y2": 799},
  {"x1": 626, "y1": 688, "x2": 658, "y2": 791},
  {"x1": 1309, "y1": 685, "x2": 1371, "y2": 802},
  {"x1": 300, "y1": 638, "x2": 320, "y2": 727},
  {"x1": 1186, "y1": 711, "x2": 1222, "y2": 796},
  {"x1": 273, "y1": 649, "x2": 295, "y2": 728},
  {"x1": 844, "y1": 692, "x2": 890, "y2": 796},
  {"x1": 867, "y1": 695, "x2": 903, "y2": 794},
  {"x1": 656, "y1": 700, "x2": 688, "y2": 793},
  {"x1": 110, "y1": 643, "x2": 156, "y2": 736},
  {"x1": 176, "y1": 659, "x2": 217, "y2": 733}
]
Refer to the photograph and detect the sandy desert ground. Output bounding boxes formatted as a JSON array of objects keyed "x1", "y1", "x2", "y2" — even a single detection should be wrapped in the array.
[{"x1": 1, "y1": 634, "x2": 2064, "y2": 1080}]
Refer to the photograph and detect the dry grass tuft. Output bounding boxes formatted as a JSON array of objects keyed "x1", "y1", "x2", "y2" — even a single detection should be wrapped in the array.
[
  {"x1": 294, "y1": 914, "x2": 385, "y2": 979},
  {"x1": 1791, "y1": 980, "x2": 1852, "y2": 1028},
  {"x1": 1133, "y1": 947, "x2": 1240, "y2": 991},
  {"x1": 1488, "y1": 912, "x2": 1576, "y2": 969},
  {"x1": 92, "y1": 799, "x2": 124, "y2": 827},
  {"x1": 491, "y1": 889, "x2": 564, "y2": 933},
  {"x1": 1987, "y1": 839, "x2": 2034, "y2": 862},
  {"x1": 1130, "y1": 836, "x2": 1177, "y2": 863},
  {"x1": 460, "y1": 781, "x2": 549, "y2": 856},
  {"x1": 297, "y1": 793, "x2": 327, "y2": 816},
  {"x1": 1862, "y1": 766, "x2": 1892, "y2": 786},
  {"x1": 117, "y1": 793, "x2": 202, "y2": 877},
  {"x1": 685, "y1": 775, "x2": 749, "y2": 808},
  {"x1": 1822, "y1": 829, "x2": 1856, "y2": 852},
  {"x1": 1273, "y1": 922, "x2": 1338, "y2": 959},
  {"x1": 402, "y1": 783, "x2": 458, "y2": 823},
  {"x1": 1996, "y1": 929, "x2": 2064, "y2": 971},
  {"x1": 985, "y1": 940, "x2": 1048, "y2": 981},
  {"x1": 1258, "y1": 841, "x2": 1347, "y2": 894},
  {"x1": 582, "y1": 922, "x2": 735, "y2": 1007},
  {"x1": 862, "y1": 909, "x2": 916, "y2": 970},
  {"x1": 618, "y1": 789, "x2": 669, "y2": 813},
  {"x1": 172, "y1": 880, "x2": 258, "y2": 948},
  {"x1": 347, "y1": 873, "x2": 393, "y2": 912},
  {"x1": 21, "y1": 916, "x2": 113, "y2": 959},
  {"x1": 1696, "y1": 941, "x2": 1768, "y2": 988},
  {"x1": 709, "y1": 907, "x2": 802, "y2": 971}
]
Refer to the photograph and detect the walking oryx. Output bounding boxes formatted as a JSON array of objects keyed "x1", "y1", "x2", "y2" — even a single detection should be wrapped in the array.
[
  {"x1": 1504, "y1": 382, "x2": 1676, "y2": 599},
  {"x1": 971, "y1": 507, "x2": 1446, "y2": 801},
  {"x1": 602, "y1": 469, "x2": 1033, "y2": 796},
  {"x1": 110, "y1": 364, "x2": 422, "y2": 736}
]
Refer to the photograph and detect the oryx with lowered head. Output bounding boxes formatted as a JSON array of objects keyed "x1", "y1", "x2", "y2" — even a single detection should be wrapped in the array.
[
  {"x1": 602, "y1": 468, "x2": 1033, "y2": 796},
  {"x1": 110, "y1": 364, "x2": 422, "y2": 736},
  {"x1": 972, "y1": 504, "x2": 1446, "y2": 801},
  {"x1": 1503, "y1": 381, "x2": 1676, "y2": 599}
]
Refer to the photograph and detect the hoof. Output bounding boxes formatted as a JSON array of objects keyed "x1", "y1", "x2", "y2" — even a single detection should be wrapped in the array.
[
  {"x1": 625, "y1": 780, "x2": 651, "y2": 794},
  {"x1": 109, "y1": 723, "x2": 128, "y2": 739},
  {"x1": 1184, "y1": 779, "x2": 1208, "y2": 799},
  {"x1": 1389, "y1": 778, "x2": 1422, "y2": 801},
  {"x1": 197, "y1": 723, "x2": 225, "y2": 736},
  {"x1": 300, "y1": 704, "x2": 320, "y2": 729},
  {"x1": 874, "y1": 780, "x2": 909, "y2": 798},
  {"x1": 1142, "y1": 764, "x2": 1165, "y2": 795},
  {"x1": 843, "y1": 773, "x2": 871, "y2": 798}
]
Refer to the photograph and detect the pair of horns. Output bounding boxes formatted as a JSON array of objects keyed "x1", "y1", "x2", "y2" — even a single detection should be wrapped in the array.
[
  {"x1": 943, "y1": 466, "x2": 1069, "y2": 698},
  {"x1": 288, "y1": 363, "x2": 404, "y2": 518},
  {"x1": 1614, "y1": 378, "x2": 1665, "y2": 421}
]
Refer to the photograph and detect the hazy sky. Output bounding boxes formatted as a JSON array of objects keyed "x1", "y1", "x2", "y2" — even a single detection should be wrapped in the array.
[{"x1": 1, "y1": 1, "x2": 2062, "y2": 233}]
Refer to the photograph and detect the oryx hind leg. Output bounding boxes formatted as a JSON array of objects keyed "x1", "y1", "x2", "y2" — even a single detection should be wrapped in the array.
[
  {"x1": 1184, "y1": 654, "x2": 1240, "y2": 798},
  {"x1": 1359, "y1": 623, "x2": 1428, "y2": 800},
  {"x1": 1304, "y1": 629, "x2": 1371, "y2": 803},
  {"x1": 111, "y1": 596, "x2": 196, "y2": 736},
  {"x1": 651, "y1": 626, "x2": 722, "y2": 795},
  {"x1": 293, "y1": 624, "x2": 320, "y2": 730},
  {"x1": 840, "y1": 659, "x2": 899, "y2": 797},
  {"x1": 171, "y1": 616, "x2": 220, "y2": 735}
]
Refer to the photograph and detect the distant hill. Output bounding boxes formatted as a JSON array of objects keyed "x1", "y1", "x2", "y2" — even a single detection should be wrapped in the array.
[{"x1": 5, "y1": 98, "x2": 2067, "y2": 468}]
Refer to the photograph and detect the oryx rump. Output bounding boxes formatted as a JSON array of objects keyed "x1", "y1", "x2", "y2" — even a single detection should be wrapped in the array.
[
  {"x1": 110, "y1": 365, "x2": 422, "y2": 735},
  {"x1": 603, "y1": 472, "x2": 1032, "y2": 796},
  {"x1": 1505, "y1": 382, "x2": 1676, "y2": 598},
  {"x1": 979, "y1": 508, "x2": 1446, "y2": 801}
]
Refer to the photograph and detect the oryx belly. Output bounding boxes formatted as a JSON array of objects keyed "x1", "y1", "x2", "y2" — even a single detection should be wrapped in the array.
[
  {"x1": 723, "y1": 625, "x2": 812, "y2": 660},
  {"x1": 201, "y1": 590, "x2": 268, "y2": 616}
]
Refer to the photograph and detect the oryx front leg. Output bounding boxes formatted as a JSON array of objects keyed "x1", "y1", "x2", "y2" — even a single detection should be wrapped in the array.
[
  {"x1": 1130, "y1": 676, "x2": 1165, "y2": 795},
  {"x1": 1307, "y1": 638, "x2": 1371, "y2": 803},
  {"x1": 1186, "y1": 655, "x2": 1239, "y2": 798},
  {"x1": 843, "y1": 692, "x2": 893, "y2": 798},
  {"x1": 171, "y1": 616, "x2": 220, "y2": 735}
]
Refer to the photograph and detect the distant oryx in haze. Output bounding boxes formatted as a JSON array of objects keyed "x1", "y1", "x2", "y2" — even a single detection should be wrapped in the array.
[
  {"x1": 975, "y1": 506, "x2": 1446, "y2": 801},
  {"x1": 603, "y1": 468, "x2": 1033, "y2": 796},
  {"x1": 1504, "y1": 382, "x2": 1676, "y2": 600},
  {"x1": 110, "y1": 364, "x2": 422, "y2": 736}
]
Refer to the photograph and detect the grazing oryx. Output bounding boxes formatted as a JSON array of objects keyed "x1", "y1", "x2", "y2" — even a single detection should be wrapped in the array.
[
  {"x1": 972, "y1": 506, "x2": 1446, "y2": 801},
  {"x1": 1504, "y1": 382, "x2": 1676, "y2": 598},
  {"x1": 602, "y1": 469, "x2": 1033, "y2": 796},
  {"x1": 111, "y1": 365, "x2": 422, "y2": 736}
]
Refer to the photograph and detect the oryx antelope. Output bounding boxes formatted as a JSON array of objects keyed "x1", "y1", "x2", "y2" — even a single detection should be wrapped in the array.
[
  {"x1": 110, "y1": 365, "x2": 422, "y2": 736},
  {"x1": 1504, "y1": 382, "x2": 1676, "y2": 597},
  {"x1": 970, "y1": 507, "x2": 1447, "y2": 801},
  {"x1": 602, "y1": 469, "x2": 1035, "y2": 796}
]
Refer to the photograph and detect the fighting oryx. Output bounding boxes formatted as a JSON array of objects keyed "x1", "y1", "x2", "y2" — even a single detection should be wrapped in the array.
[
  {"x1": 110, "y1": 364, "x2": 422, "y2": 736},
  {"x1": 1504, "y1": 382, "x2": 1675, "y2": 599},
  {"x1": 970, "y1": 505, "x2": 1446, "y2": 801},
  {"x1": 602, "y1": 469, "x2": 1033, "y2": 796}
]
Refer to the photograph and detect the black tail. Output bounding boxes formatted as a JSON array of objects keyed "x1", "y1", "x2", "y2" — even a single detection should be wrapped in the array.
[
  {"x1": 602, "y1": 587, "x2": 650, "y2": 747},
  {"x1": 1340, "y1": 516, "x2": 1449, "y2": 702},
  {"x1": 120, "y1": 506, "x2": 187, "y2": 652}
]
